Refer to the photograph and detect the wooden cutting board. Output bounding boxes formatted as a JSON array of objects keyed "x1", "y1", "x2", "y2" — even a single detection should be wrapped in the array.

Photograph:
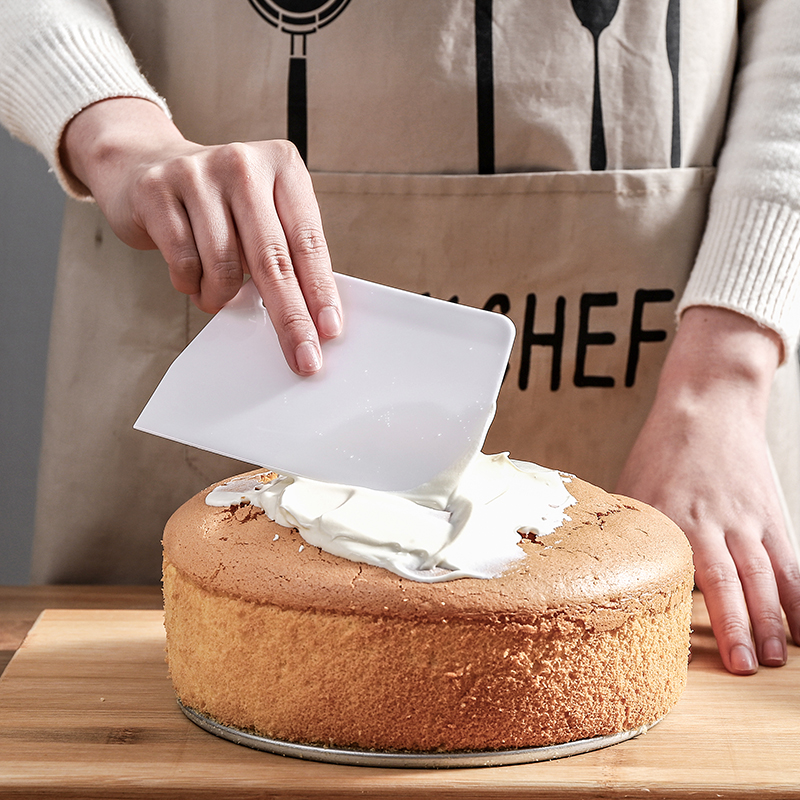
[{"x1": 0, "y1": 604, "x2": 797, "y2": 799}]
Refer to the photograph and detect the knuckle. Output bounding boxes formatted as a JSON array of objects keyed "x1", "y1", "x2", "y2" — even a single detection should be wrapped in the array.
[
  {"x1": 215, "y1": 141, "x2": 253, "y2": 174},
  {"x1": 169, "y1": 248, "x2": 202, "y2": 279},
  {"x1": 133, "y1": 168, "x2": 159, "y2": 198},
  {"x1": 777, "y1": 561, "x2": 800, "y2": 611},
  {"x1": 785, "y1": 592, "x2": 800, "y2": 623},
  {"x1": 211, "y1": 142, "x2": 273, "y2": 189},
  {"x1": 736, "y1": 558, "x2": 775, "y2": 585},
  {"x1": 135, "y1": 158, "x2": 199, "y2": 205},
  {"x1": 272, "y1": 138, "x2": 302, "y2": 163},
  {"x1": 168, "y1": 250, "x2": 202, "y2": 295},
  {"x1": 133, "y1": 166, "x2": 173, "y2": 209},
  {"x1": 776, "y1": 557, "x2": 800, "y2": 586},
  {"x1": 697, "y1": 560, "x2": 740, "y2": 595},
  {"x1": 222, "y1": 140, "x2": 250, "y2": 159},
  {"x1": 289, "y1": 223, "x2": 329, "y2": 263},
  {"x1": 162, "y1": 155, "x2": 200, "y2": 187},
  {"x1": 306, "y1": 275, "x2": 337, "y2": 307},
  {"x1": 253, "y1": 239, "x2": 295, "y2": 279},
  {"x1": 277, "y1": 308, "x2": 312, "y2": 334},
  {"x1": 207, "y1": 246, "x2": 242, "y2": 272},
  {"x1": 752, "y1": 608, "x2": 786, "y2": 633},
  {"x1": 714, "y1": 614, "x2": 752, "y2": 645},
  {"x1": 206, "y1": 255, "x2": 243, "y2": 289}
]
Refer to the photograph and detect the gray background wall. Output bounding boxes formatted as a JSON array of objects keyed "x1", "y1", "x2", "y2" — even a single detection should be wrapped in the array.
[{"x1": 0, "y1": 127, "x2": 64, "y2": 584}]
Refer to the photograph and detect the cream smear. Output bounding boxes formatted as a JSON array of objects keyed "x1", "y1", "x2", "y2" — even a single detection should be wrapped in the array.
[{"x1": 206, "y1": 453, "x2": 575, "y2": 583}]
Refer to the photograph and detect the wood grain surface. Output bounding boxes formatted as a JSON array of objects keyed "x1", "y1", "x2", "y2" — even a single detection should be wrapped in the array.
[
  {"x1": 0, "y1": 594, "x2": 797, "y2": 799},
  {"x1": 0, "y1": 585, "x2": 162, "y2": 676}
]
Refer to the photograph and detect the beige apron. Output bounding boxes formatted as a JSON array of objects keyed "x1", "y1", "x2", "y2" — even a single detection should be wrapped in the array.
[{"x1": 31, "y1": 0, "x2": 799, "y2": 583}]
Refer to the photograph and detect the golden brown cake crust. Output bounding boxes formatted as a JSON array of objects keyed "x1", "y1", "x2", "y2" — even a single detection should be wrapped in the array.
[
  {"x1": 162, "y1": 470, "x2": 693, "y2": 629},
  {"x1": 163, "y1": 470, "x2": 694, "y2": 752},
  {"x1": 163, "y1": 559, "x2": 692, "y2": 752}
]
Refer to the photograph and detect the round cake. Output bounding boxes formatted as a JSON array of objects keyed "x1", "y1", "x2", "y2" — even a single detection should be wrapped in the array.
[{"x1": 162, "y1": 462, "x2": 693, "y2": 754}]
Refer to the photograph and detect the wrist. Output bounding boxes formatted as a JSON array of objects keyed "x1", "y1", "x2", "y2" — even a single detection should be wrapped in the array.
[
  {"x1": 59, "y1": 97, "x2": 184, "y2": 196},
  {"x1": 658, "y1": 306, "x2": 781, "y2": 416}
]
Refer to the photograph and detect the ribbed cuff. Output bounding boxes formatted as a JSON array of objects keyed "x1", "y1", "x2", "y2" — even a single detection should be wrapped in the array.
[
  {"x1": 678, "y1": 195, "x2": 800, "y2": 361},
  {"x1": 0, "y1": 18, "x2": 170, "y2": 198}
]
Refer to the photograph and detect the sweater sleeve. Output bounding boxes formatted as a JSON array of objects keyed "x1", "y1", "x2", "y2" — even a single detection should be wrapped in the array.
[
  {"x1": 0, "y1": 0, "x2": 170, "y2": 198},
  {"x1": 678, "y1": 0, "x2": 800, "y2": 359}
]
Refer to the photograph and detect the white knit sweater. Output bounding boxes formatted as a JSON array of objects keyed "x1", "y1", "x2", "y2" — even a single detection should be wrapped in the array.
[{"x1": 1, "y1": 0, "x2": 798, "y2": 356}]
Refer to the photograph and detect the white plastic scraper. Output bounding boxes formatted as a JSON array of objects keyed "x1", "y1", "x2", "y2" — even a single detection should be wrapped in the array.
[{"x1": 134, "y1": 274, "x2": 516, "y2": 492}]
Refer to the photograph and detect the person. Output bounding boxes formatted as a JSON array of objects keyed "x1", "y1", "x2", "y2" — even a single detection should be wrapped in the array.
[{"x1": 1, "y1": 0, "x2": 798, "y2": 676}]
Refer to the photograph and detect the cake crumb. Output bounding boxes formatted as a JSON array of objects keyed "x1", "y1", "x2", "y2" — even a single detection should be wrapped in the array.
[{"x1": 232, "y1": 503, "x2": 265, "y2": 523}]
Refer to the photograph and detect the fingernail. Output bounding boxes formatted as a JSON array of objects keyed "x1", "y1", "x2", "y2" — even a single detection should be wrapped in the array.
[
  {"x1": 317, "y1": 305, "x2": 342, "y2": 338},
  {"x1": 761, "y1": 636, "x2": 786, "y2": 667},
  {"x1": 730, "y1": 644, "x2": 757, "y2": 674},
  {"x1": 295, "y1": 341, "x2": 321, "y2": 375}
]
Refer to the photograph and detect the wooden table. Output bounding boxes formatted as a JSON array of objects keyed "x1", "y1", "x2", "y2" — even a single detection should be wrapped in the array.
[
  {"x1": 0, "y1": 586, "x2": 162, "y2": 672},
  {"x1": 0, "y1": 586, "x2": 797, "y2": 799}
]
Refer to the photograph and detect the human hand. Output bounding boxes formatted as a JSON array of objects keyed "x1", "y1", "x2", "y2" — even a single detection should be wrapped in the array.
[
  {"x1": 59, "y1": 97, "x2": 341, "y2": 376},
  {"x1": 616, "y1": 306, "x2": 800, "y2": 674}
]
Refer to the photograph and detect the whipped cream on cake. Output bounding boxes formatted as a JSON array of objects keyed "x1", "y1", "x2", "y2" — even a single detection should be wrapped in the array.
[{"x1": 206, "y1": 452, "x2": 575, "y2": 582}]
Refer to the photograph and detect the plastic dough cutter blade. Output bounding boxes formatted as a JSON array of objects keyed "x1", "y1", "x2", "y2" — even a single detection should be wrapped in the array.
[{"x1": 134, "y1": 273, "x2": 516, "y2": 492}]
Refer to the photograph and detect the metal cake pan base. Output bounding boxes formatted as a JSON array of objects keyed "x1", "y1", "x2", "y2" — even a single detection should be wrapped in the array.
[{"x1": 179, "y1": 701, "x2": 659, "y2": 769}]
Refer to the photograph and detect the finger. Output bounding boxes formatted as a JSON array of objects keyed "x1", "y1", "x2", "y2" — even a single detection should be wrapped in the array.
[
  {"x1": 273, "y1": 153, "x2": 342, "y2": 340},
  {"x1": 726, "y1": 533, "x2": 787, "y2": 667},
  {"x1": 693, "y1": 546, "x2": 758, "y2": 674},
  {"x1": 767, "y1": 534, "x2": 800, "y2": 648},
  {"x1": 138, "y1": 192, "x2": 204, "y2": 298},
  {"x1": 235, "y1": 202, "x2": 322, "y2": 375},
  {"x1": 180, "y1": 187, "x2": 244, "y2": 314},
  {"x1": 229, "y1": 146, "x2": 324, "y2": 375}
]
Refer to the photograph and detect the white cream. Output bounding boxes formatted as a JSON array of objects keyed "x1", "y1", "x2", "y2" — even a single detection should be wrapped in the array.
[{"x1": 206, "y1": 453, "x2": 575, "y2": 583}]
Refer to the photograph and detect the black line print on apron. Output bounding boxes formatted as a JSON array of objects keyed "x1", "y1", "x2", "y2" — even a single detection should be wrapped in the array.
[
  {"x1": 570, "y1": 0, "x2": 621, "y2": 171},
  {"x1": 666, "y1": 0, "x2": 681, "y2": 167},
  {"x1": 248, "y1": 0, "x2": 352, "y2": 162},
  {"x1": 475, "y1": 0, "x2": 495, "y2": 174}
]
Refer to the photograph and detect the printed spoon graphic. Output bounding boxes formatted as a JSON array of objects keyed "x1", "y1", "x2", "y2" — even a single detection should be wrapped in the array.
[{"x1": 570, "y1": 0, "x2": 620, "y2": 170}]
